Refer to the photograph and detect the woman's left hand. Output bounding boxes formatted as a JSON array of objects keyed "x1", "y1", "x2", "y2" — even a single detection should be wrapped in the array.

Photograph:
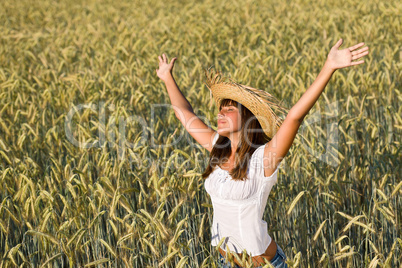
[{"x1": 325, "y1": 38, "x2": 369, "y2": 71}]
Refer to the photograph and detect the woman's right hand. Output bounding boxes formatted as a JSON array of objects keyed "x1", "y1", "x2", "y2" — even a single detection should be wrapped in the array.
[{"x1": 156, "y1": 53, "x2": 177, "y2": 82}]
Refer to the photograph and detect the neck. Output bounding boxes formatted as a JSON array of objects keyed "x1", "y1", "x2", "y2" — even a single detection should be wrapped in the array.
[{"x1": 227, "y1": 131, "x2": 241, "y2": 154}]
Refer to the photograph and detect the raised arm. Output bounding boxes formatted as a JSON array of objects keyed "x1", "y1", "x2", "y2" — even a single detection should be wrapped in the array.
[
  {"x1": 156, "y1": 54, "x2": 217, "y2": 152},
  {"x1": 262, "y1": 39, "x2": 369, "y2": 177}
]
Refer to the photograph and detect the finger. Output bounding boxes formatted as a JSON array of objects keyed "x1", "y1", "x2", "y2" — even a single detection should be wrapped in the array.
[
  {"x1": 333, "y1": 38, "x2": 343, "y2": 49},
  {"x1": 158, "y1": 56, "x2": 163, "y2": 64},
  {"x1": 351, "y1": 46, "x2": 369, "y2": 56},
  {"x1": 350, "y1": 60, "x2": 364, "y2": 66},
  {"x1": 348, "y1": 42, "x2": 365, "y2": 51},
  {"x1": 163, "y1": 54, "x2": 167, "y2": 63},
  {"x1": 170, "y1": 57, "x2": 177, "y2": 66},
  {"x1": 352, "y1": 50, "x2": 369, "y2": 61}
]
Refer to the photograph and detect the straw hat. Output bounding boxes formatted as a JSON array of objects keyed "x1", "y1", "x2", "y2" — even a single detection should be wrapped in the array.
[{"x1": 204, "y1": 67, "x2": 289, "y2": 139}]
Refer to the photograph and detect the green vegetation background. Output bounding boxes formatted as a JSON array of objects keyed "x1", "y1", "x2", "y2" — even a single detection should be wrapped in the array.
[{"x1": 0, "y1": 0, "x2": 400, "y2": 267}]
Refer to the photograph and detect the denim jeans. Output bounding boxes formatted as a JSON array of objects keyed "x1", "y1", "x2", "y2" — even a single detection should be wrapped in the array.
[{"x1": 217, "y1": 244, "x2": 288, "y2": 268}]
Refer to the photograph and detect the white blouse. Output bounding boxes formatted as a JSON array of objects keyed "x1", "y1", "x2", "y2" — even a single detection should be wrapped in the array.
[{"x1": 204, "y1": 133, "x2": 281, "y2": 256}]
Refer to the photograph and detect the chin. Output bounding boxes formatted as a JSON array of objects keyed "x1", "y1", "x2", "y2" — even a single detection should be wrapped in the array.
[{"x1": 217, "y1": 129, "x2": 230, "y2": 137}]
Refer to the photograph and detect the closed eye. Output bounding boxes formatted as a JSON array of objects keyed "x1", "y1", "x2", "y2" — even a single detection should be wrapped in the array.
[{"x1": 219, "y1": 106, "x2": 237, "y2": 112}]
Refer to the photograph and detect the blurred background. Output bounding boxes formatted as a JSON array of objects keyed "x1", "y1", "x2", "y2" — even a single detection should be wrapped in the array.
[{"x1": 0, "y1": 0, "x2": 400, "y2": 266}]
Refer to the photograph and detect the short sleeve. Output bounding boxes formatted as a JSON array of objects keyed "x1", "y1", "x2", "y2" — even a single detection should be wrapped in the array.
[
  {"x1": 212, "y1": 132, "x2": 219, "y2": 147},
  {"x1": 249, "y1": 144, "x2": 282, "y2": 180}
]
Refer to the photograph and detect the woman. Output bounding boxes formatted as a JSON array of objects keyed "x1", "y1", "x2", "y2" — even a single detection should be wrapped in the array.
[{"x1": 156, "y1": 39, "x2": 369, "y2": 267}]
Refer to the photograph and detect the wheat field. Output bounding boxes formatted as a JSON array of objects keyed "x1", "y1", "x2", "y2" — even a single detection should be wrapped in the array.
[{"x1": 0, "y1": 0, "x2": 401, "y2": 267}]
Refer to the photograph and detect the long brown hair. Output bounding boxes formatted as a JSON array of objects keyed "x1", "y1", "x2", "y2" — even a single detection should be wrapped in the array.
[{"x1": 202, "y1": 99, "x2": 270, "y2": 181}]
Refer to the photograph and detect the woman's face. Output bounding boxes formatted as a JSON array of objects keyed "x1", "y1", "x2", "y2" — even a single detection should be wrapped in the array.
[{"x1": 217, "y1": 104, "x2": 242, "y2": 136}]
